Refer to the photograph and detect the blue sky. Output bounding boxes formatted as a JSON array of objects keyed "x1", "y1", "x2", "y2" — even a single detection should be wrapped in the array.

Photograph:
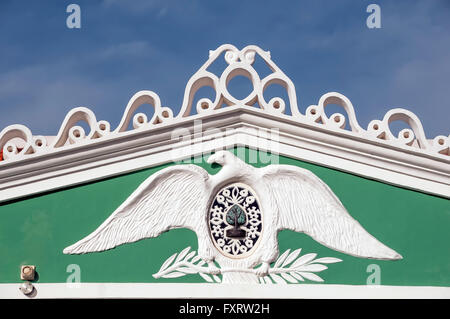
[{"x1": 0, "y1": 0, "x2": 448, "y2": 137}]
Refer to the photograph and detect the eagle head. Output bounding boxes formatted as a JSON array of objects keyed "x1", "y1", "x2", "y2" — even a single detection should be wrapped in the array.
[{"x1": 207, "y1": 150, "x2": 233, "y2": 166}]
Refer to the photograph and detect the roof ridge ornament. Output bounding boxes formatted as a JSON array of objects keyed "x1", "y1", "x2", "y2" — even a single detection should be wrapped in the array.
[
  {"x1": 177, "y1": 44, "x2": 302, "y2": 118},
  {"x1": 0, "y1": 44, "x2": 448, "y2": 163}
]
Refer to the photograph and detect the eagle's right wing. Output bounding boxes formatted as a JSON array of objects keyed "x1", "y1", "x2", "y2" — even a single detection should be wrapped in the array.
[
  {"x1": 63, "y1": 164, "x2": 210, "y2": 254},
  {"x1": 261, "y1": 165, "x2": 402, "y2": 260}
]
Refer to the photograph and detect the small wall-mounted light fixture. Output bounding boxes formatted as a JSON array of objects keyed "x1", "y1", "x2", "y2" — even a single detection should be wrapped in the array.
[
  {"x1": 19, "y1": 281, "x2": 34, "y2": 295},
  {"x1": 20, "y1": 265, "x2": 36, "y2": 281},
  {"x1": 19, "y1": 265, "x2": 36, "y2": 296}
]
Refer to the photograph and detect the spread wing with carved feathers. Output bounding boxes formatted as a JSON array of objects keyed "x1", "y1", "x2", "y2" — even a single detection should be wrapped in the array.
[
  {"x1": 63, "y1": 165, "x2": 210, "y2": 254},
  {"x1": 261, "y1": 165, "x2": 402, "y2": 260}
]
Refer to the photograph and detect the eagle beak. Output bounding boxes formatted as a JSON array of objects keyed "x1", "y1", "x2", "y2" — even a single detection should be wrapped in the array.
[{"x1": 207, "y1": 154, "x2": 217, "y2": 164}]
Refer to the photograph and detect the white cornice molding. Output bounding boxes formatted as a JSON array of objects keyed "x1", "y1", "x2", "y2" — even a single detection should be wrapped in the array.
[{"x1": 0, "y1": 44, "x2": 449, "y2": 202}]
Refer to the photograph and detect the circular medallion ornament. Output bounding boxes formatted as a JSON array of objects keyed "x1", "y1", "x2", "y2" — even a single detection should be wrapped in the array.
[{"x1": 208, "y1": 183, "x2": 262, "y2": 258}]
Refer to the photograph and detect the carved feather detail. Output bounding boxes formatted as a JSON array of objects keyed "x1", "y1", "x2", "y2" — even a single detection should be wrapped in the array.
[
  {"x1": 63, "y1": 165, "x2": 210, "y2": 254},
  {"x1": 261, "y1": 165, "x2": 402, "y2": 260}
]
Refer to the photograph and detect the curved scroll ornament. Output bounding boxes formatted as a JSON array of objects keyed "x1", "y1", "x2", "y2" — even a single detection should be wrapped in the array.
[
  {"x1": 366, "y1": 108, "x2": 435, "y2": 151},
  {"x1": 177, "y1": 44, "x2": 302, "y2": 118},
  {"x1": 305, "y1": 92, "x2": 364, "y2": 133},
  {"x1": 0, "y1": 44, "x2": 448, "y2": 164},
  {"x1": 115, "y1": 90, "x2": 173, "y2": 132},
  {"x1": 51, "y1": 107, "x2": 107, "y2": 148},
  {"x1": 0, "y1": 125, "x2": 36, "y2": 160},
  {"x1": 431, "y1": 135, "x2": 450, "y2": 155}
]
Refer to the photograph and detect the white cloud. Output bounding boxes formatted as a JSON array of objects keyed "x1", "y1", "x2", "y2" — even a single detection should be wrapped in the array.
[
  {"x1": 97, "y1": 41, "x2": 156, "y2": 59},
  {"x1": 101, "y1": 0, "x2": 166, "y2": 15}
]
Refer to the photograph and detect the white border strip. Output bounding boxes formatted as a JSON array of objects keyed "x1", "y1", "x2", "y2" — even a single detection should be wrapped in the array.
[{"x1": 1, "y1": 283, "x2": 449, "y2": 299}]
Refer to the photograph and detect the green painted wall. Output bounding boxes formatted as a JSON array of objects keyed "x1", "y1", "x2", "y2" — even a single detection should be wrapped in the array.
[{"x1": 0, "y1": 148, "x2": 449, "y2": 286}]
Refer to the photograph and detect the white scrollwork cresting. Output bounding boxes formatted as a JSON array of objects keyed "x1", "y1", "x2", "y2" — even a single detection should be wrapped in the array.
[
  {"x1": 0, "y1": 90, "x2": 174, "y2": 162},
  {"x1": 177, "y1": 44, "x2": 302, "y2": 117},
  {"x1": 0, "y1": 44, "x2": 448, "y2": 163}
]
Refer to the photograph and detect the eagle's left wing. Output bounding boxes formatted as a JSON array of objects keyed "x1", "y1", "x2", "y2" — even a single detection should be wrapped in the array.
[
  {"x1": 63, "y1": 164, "x2": 210, "y2": 254},
  {"x1": 261, "y1": 165, "x2": 402, "y2": 260}
]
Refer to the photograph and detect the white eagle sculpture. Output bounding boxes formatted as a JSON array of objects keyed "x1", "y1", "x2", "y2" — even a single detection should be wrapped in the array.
[{"x1": 64, "y1": 150, "x2": 401, "y2": 283}]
